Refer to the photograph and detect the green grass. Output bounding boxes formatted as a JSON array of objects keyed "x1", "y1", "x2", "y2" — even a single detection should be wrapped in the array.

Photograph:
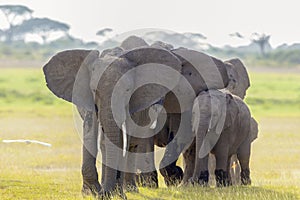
[
  {"x1": 0, "y1": 68, "x2": 72, "y2": 117},
  {"x1": 0, "y1": 67, "x2": 300, "y2": 199},
  {"x1": 246, "y1": 72, "x2": 300, "y2": 118}
]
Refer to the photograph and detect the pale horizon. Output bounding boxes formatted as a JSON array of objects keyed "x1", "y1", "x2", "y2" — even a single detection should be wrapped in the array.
[{"x1": 0, "y1": 0, "x2": 299, "y2": 48}]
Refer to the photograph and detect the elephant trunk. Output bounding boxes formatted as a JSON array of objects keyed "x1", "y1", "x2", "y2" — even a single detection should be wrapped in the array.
[{"x1": 99, "y1": 99, "x2": 123, "y2": 192}]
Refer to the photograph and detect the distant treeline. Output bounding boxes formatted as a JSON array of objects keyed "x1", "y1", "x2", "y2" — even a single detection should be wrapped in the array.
[{"x1": 0, "y1": 4, "x2": 299, "y2": 67}]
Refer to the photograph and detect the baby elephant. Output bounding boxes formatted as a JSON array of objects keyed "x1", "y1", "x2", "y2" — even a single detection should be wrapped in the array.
[{"x1": 191, "y1": 89, "x2": 258, "y2": 187}]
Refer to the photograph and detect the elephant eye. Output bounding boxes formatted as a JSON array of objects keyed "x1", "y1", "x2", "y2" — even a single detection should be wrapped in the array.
[{"x1": 189, "y1": 72, "x2": 192, "y2": 76}]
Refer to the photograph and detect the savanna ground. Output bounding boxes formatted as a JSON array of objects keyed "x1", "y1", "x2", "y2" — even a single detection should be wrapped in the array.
[{"x1": 0, "y1": 64, "x2": 299, "y2": 199}]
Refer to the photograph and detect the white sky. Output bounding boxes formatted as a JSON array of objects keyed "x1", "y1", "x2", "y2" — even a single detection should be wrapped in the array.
[{"x1": 0, "y1": 0, "x2": 299, "y2": 47}]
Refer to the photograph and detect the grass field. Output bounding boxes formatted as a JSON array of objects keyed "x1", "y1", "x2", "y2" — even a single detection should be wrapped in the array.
[{"x1": 0, "y1": 67, "x2": 300, "y2": 199}]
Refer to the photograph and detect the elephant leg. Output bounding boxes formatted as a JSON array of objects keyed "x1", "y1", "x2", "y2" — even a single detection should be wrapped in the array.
[
  {"x1": 214, "y1": 143, "x2": 230, "y2": 187},
  {"x1": 135, "y1": 135, "x2": 158, "y2": 188},
  {"x1": 137, "y1": 171, "x2": 158, "y2": 188},
  {"x1": 237, "y1": 141, "x2": 251, "y2": 185},
  {"x1": 161, "y1": 159, "x2": 183, "y2": 187},
  {"x1": 160, "y1": 112, "x2": 192, "y2": 187},
  {"x1": 124, "y1": 172, "x2": 138, "y2": 192},
  {"x1": 227, "y1": 154, "x2": 241, "y2": 185},
  {"x1": 99, "y1": 127, "x2": 107, "y2": 186},
  {"x1": 101, "y1": 127, "x2": 125, "y2": 198},
  {"x1": 193, "y1": 117, "x2": 210, "y2": 186},
  {"x1": 182, "y1": 140, "x2": 196, "y2": 184},
  {"x1": 159, "y1": 133, "x2": 183, "y2": 187},
  {"x1": 160, "y1": 133, "x2": 183, "y2": 187},
  {"x1": 192, "y1": 154, "x2": 209, "y2": 186},
  {"x1": 123, "y1": 135, "x2": 139, "y2": 192},
  {"x1": 81, "y1": 111, "x2": 101, "y2": 196}
]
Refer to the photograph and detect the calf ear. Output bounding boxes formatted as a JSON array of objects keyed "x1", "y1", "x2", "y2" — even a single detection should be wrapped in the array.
[
  {"x1": 208, "y1": 90, "x2": 227, "y2": 135},
  {"x1": 43, "y1": 50, "x2": 99, "y2": 110},
  {"x1": 193, "y1": 90, "x2": 227, "y2": 159}
]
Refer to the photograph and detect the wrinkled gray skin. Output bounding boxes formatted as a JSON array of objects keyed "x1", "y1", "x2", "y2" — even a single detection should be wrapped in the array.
[
  {"x1": 158, "y1": 54, "x2": 251, "y2": 186},
  {"x1": 191, "y1": 90, "x2": 258, "y2": 186},
  {"x1": 123, "y1": 40, "x2": 238, "y2": 188},
  {"x1": 160, "y1": 58, "x2": 253, "y2": 186},
  {"x1": 43, "y1": 36, "x2": 183, "y2": 199},
  {"x1": 43, "y1": 35, "x2": 250, "y2": 197},
  {"x1": 121, "y1": 40, "x2": 251, "y2": 188}
]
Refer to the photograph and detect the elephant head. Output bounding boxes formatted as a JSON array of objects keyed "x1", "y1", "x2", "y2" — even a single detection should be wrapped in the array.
[
  {"x1": 158, "y1": 48, "x2": 232, "y2": 184},
  {"x1": 43, "y1": 36, "x2": 183, "y2": 195},
  {"x1": 163, "y1": 48, "x2": 230, "y2": 114},
  {"x1": 225, "y1": 58, "x2": 250, "y2": 99}
]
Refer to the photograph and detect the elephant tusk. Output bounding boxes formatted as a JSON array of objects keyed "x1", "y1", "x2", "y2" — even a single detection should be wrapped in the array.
[
  {"x1": 149, "y1": 103, "x2": 163, "y2": 130},
  {"x1": 150, "y1": 119, "x2": 157, "y2": 129},
  {"x1": 122, "y1": 122, "x2": 127, "y2": 157}
]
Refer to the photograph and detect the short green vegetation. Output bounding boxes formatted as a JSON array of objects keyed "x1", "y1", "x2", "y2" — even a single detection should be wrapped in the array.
[{"x1": 0, "y1": 67, "x2": 299, "y2": 199}]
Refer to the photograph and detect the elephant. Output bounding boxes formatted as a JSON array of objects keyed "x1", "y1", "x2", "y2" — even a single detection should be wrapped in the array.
[
  {"x1": 120, "y1": 44, "x2": 252, "y2": 188},
  {"x1": 43, "y1": 36, "x2": 184, "y2": 198},
  {"x1": 124, "y1": 44, "x2": 251, "y2": 187},
  {"x1": 124, "y1": 43, "x2": 242, "y2": 188},
  {"x1": 191, "y1": 89, "x2": 258, "y2": 186},
  {"x1": 158, "y1": 50, "x2": 251, "y2": 185},
  {"x1": 43, "y1": 34, "x2": 251, "y2": 197}
]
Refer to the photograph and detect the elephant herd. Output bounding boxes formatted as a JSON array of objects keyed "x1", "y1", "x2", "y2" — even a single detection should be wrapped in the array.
[{"x1": 43, "y1": 36, "x2": 258, "y2": 199}]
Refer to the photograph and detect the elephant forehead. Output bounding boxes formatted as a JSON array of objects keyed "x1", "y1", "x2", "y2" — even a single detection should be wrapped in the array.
[{"x1": 97, "y1": 57, "x2": 132, "y2": 85}]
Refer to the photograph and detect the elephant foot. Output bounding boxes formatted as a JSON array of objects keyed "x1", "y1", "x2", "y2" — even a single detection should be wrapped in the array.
[
  {"x1": 215, "y1": 169, "x2": 230, "y2": 187},
  {"x1": 241, "y1": 169, "x2": 251, "y2": 185},
  {"x1": 99, "y1": 185, "x2": 127, "y2": 200},
  {"x1": 124, "y1": 183, "x2": 139, "y2": 193},
  {"x1": 136, "y1": 171, "x2": 158, "y2": 188},
  {"x1": 197, "y1": 170, "x2": 209, "y2": 186},
  {"x1": 160, "y1": 166, "x2": 183, "y2": 187},
  {"x1": 81, "y1": 180, "x2": 101, "y2": 197},
  {"x1": 180, "y1": 177, "x2": 196, "y2": 187}
]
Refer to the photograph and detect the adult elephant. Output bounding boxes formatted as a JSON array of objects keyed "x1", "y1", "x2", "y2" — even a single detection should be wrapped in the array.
[
  {"x1": 43, "y1": 37, "x2": 183, "y2": 198},
  {"x1": 123, "y1": 44, "x2": 236, "y2": 188},
  {"x1": 159, "y1": 51, "x2": 251, "y2": 186},
  {"x1": 126, "y1": 46, "x2": 249, "y2": 187}
]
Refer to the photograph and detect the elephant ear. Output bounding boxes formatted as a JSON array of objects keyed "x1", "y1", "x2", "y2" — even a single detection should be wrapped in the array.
[
  {"x1": 194, "y1": 90, "x2": 227, "y2": 158},
  {"x1": 225, "y1": 58, "x2": 250, "y2": 99},
  {"x1": 249, "y1": 117, "x2": 258, "y2": 142},
  {"x1": 172, "y1": 48, "x2": 229, "y2": 92},
  {"x1": 164, "y1": 48, "x2": 230, "y2": 113},
  {"x1": 207, "y1": 90, "x2": 227, "y2": 136},
  {"x1": 43, "y1": 49, "x2": 99, "y2": 104}
]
